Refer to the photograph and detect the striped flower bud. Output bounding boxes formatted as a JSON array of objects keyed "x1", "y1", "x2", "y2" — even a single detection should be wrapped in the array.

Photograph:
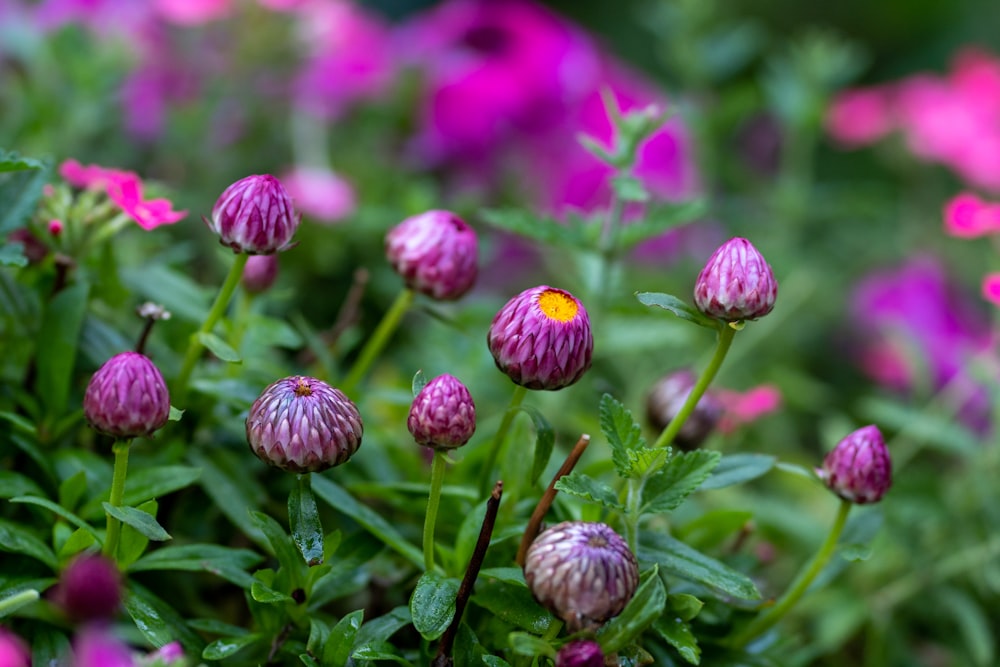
[
  {"x1": 83, "y1": 352, "x2": 170, "y2": 439},
  {"x1": 694, "y1": 237, "x2": 777, "y2": 322},
  {"x1": 407, "y1": 374, "x2": 476, "y2": 450},
  {"x1": 246, "y1": 376, "x2": 362, "y2": 473},
  {"x1": 487, "y1": 286, "x2": 593, "y2": 391},
  {"x1": 206, "y1": 174, "x2": 300, "y2": 254},
  {"x1": 242, "y1": 254, "x2": 279, "y2": 294},
  {"x1": 523, "y1": 521, "x2": 638, "y2": 632},
  {"x1": 556, "y1": 640, "x2": 604, "y2": 667},
  {"x1": 385, "y1": 209, "x2": 478, "y2": 300},
  {"x1": 54, "y1": 553, "x2": 122, "y2": 622},
  {"x1": 817, "y1": 425, "x2": 892, "y2": 504},
  {"x1": 646, "y1": 368, "x2": 723, "y2": 450}
]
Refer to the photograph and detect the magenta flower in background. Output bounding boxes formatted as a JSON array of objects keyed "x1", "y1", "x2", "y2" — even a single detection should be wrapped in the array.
[
  {"x1": 943, "y1": 192, "x2": 1000, "y2": 238},
  {"x1": 73, "y1": 627, "x2": 136, "y2": 667},
  {"x1": 0, "y1": 628, "x2": 30, "y2": 667},
  {"x1": 53, "y1": 553, "x2": 123, "y2": 622},
  {"x1": 555, "y1": 640, "x2": 604, "y2": 667},
  {"x1": 385, "y1": 209, "x2": 479, "y2": 300},
  {"x1": 153, "y1": 0, "x2": 232, "y2": 25},
  {"x1": 716, "y1": 384, "x2": 782, "y2": 434},
  {"x1": 59, "y1": 160, "x2": 187, "y2": 229},
  {"x1": 982, "y1": 273, "x2": 1000, "y2": 307},
  {"x1": 281, "y1": 165, "x2": 356, "y2": 224}
]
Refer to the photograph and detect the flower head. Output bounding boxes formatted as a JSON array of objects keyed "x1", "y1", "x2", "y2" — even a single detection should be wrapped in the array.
[
  {"x1": 407, "y1": 374, "x2": 476, "y2": 450},
  {"x1": 281, "y1": 166, "x2": 356, "y2": 224},
  {"x1": 386, "y1": 210, "x2": 478, "y2": 300},
  {"x1": 487, "y1": 286, "x2": 593, "y2": 390},
  {"x1": 207, "y1": 175, "x2": 300, "y2": 254},
  {"x1": 242, "y1": 254, "x2": 279, "y2": 294},
  {"x1": 523, "y1": 521, "x2": 638, "y2": 632},
  {"x1": 73, "y1": 627, "x2": 136, "y2": 667},
  {"x1": 817, "y1": 425, "x2": 892, "y2": 504},
  {"x1": 83, "y1": 352, "x2": 170, "y2": 439},
  {"x1": 694, "y1": 237, "x2": 777, "y2": 322},
  {"x1": 555, "y1": 640, "x2": 604, "y2": 667},
  {"x1": 59, "y1": 160, "x2": 187, "y2": 230},
  {"x1": 54, "y1": 553, "x2": 122, "y2": 622},
  {"x1": 0, "y1": 628, "x2": 29, "y2": 667},
  {"x1": 246, "y1": 376, "x2": 362, "y2": 473},
  {"x1": 646, "y1": 368, "x2": 723, "y2": 450}
]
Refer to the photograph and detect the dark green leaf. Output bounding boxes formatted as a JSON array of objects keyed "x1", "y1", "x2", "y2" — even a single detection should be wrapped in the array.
[
  {"x1": 250, "y1": 511, "x2": 303, "y2": 584},
  {"x1": 0, "y1": 151, "x2": 45, "y2": 173},
  {"x1": 202, "y1": 634, "x2": 262, "y2": 660},
  {"x1": 58, "y1": 470, "x2": 88, "y2": 512},
  {"x1": 354, "y1": 605, "x2": 411, "y2": 646},
  {"x1": 599, "y1": 393, "x2": 647, "y2": 477},
  {"x1": 57, "y1": 528, "x2": 97, "y2": 559},
  {"x1": 9, "y1": 496, "x2": 101, "y2": 541},
  {"x1": 481, "y1": 208, "x2": 589, "y2": 249},
  {"x1": 409, "y1": 571, "x2": 461, "y2": 641},
  {"x1": 653, "y1": 616, "x2": 701, "y2": 665},
  {"x1": 37, "y1": 282, "x2": 89, "y2": 419},
  {"x1": 29, "y1": 627, "x2": 71, "y2": 667},
  {"x1": 859, "y1": 396, "x2": 980, "y2": 455},
  {"x1": 197, "y1": 331, "x2": 242, "y2": 363},
  {"x1": 482, "y1": 657, "x2": 513, "y2": 667},
  {"x1": 0, "y1": 519, "x2": 57, "y2": 568},
  {"x1": 117, "y1": 499, "x2": 157, "y2": 569},
  {"x1": 188, "y1": 448, "x2": 266, "y2": 548},
  {"x1": 102, "y1": 503, "x2": 171, "y2": 541},
  {"x1": 508, "y1": 632, "x2": 556, "y2": 658},
  {"x1": 517, "y1": 404, "x2": 555, "y2": 485},
  {"x1": 472, "y1": 577, "x2": 552, "y2": 634},
  {"x1": 125, "y1": 582, "x2": 205, "y2": 652},
  {"x1": 616, "y1": 200, "x2": 707, "y2": 249},
  {"x1": 251, "y1": 580, "x2": 294, "y2": 604},
  {"x1": 411, "y1": 370, "x2": 427, "y2": 397},
  {"x1": 598, "y1": 567, "x2": 667, "y2": 653},
  {"x1": 0, "y1": 472, "x2": 44, "y2": 500},
  {"x1": 0, "y1": 243, "x2": 27, "y2": 267},
  {"x1": 641, "y1": 450, "x2": 721, "y2": 514},
  {"x1": 351, "y1": 641, "x2": 412, "y2": 664},
  {"x1": 638, "y1": 533, "x2": 760, "y2": 600},
  {"x1": 120, "y1": 265, "x2": 210, "y2": 324},
  {"x1": 635, "y1": 292, "x2": 717, "y2": 329},
  {"x1": 130, "y1": 543, "x2": 263, "y2": 589},
  {"x1": 668, "y1": 594, "x2": 704, "y2": 622},
  {"x1": 81, "y1": 465, "x2": 203, "y2": 519},
  {"x1": 289, "y1": 475, "x2": 324, "y2": 566},
  {"x1": 0, "y1": 588, "x2": 39, "y2": 618},
  {"x1": 324, "y1": 609, "x2": 364, "y2": 667},
  {"x1": 554, "y1": 472, "x2": 624, "y2": 511},
  {"x1": 699, "y1": 454, "x2": 775, "y2": 491},
  {"x1": 936, "y1": 587, "x2": 994, "y2": 667},
  {"x1": 0, "y1": 158, "x2": 50, "y2": 235}
]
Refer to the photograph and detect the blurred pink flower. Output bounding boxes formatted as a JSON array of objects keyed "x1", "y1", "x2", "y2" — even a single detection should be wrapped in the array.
[
  {"x1": 982, "y1": 273, "x2": 1000, "y2": 307},
  {"x1": 825, "y1": 87, "x2": 894, "y2": 148},
  {"x1": 716, "y1": 385, "x2": 782, "y2": 434},
  {"x1": 153, "y1": 0, "x2": 231, "y2": 25},
  {"x1": 59, "y1": 160, "x2": 187, "y2": 230},
  {"x1": 0, "y1": 627, "x2": 30, "y2": 667},
  {"x1": 73, "y1": 626, "x2": 135, "y2": 667},
  {"x1": 281, "y1": 165, "x2": 356, "y2": 224},
  {"x1": 30, "y1": 0, "x2": 151, "y2": 38},
  {"x1": 943, "y1": 192, "x2": 1000, "y2": 237}
]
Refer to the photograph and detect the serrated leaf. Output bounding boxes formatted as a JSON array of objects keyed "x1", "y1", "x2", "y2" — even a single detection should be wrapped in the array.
[
  {"x1": 507, "y1": 632, "x2": 556, "y2": 658},
  {"x1": 196, "y1": 331, "x2": 241, "y2": 363},
  {"x1": 641, "y1": 450, "x2": 721, "y2": 514},
  {"x1": 409, "y1": 571, "x2": 460, "y2": 641},
  {"x1": 627, "y1": 448, "x2": 671, "y2": 477},
  {"x1": 638, "y1": 533, "x2": 760, "y2": 600},
  {"x1": 554, "y1": 472, "x2": 624, "y2": 511},
  {"x1": 480, "y1": 208, "x2": 589, "y2": 249},
  {"x1": 699, "y1": 454, "x2": 775, "y2": 491},
  {"x1": 323, "y1": 609, "x2": 364, "y2": 667},
  {"x1": 599, "y1": 394, "x2": 647, "y2": 477},
  {"x1": 598, "y1": 566, "x2": 667, "y2": 653},
  {"x1": 517, "y1": 404, "x2": 555, "y2": 485},
  {"x1": 653, "y1": 616, "x2": 701, "y2": 665},
  {"x1": 202, "y1": 634, "x2": 262, "y2": 660},
  {"x1": 636, "y1": 292, "x2": 718, "y2": 329}
]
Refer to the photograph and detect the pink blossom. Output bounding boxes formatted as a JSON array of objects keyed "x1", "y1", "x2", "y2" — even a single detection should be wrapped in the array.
[
  {"x1": 0, "y1": 627, "x2": 30, "y2": 667},
  {"x1": 825, "y1": 87, "x2": 895, "y2": 147},
  {"x1": 73, "y1": 626, "x2": 136, "y2": 667},
  {"x1": 943, "y1": 192, "x2": 1000, "y2": 237},
  {"x1": 59, "y1": 160, "x2": 187, "y2": 230},
  {"x1": 281, "y1": 166, "x2": 356, "y2": 224},
  {"x1": 153, "y1": 0, "x2": 232, "y2": 25},
  {"x1": 716, "y1": 385, "x2": 782, "y2": 433},
  {"x1": 982, "y1": 273, "x2": 1000, "y2": 307}
]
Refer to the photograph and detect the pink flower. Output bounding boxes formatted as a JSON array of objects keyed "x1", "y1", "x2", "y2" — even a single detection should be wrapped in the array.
[
  {"x1": 825, "y1": 87, "x2": 895, "y2": 148},
  {"x1": 0, "y1": 627, "x2": 30, "y2": 667},
  {"x1": 153, "y1": 0, "x2": 232, "y2": 25},
  {"x1": 943, "y1": 192, "x2": 1000, "y2": 237},
  {"x1": 982, "y1": 273, "x2": 1000, "y2": 306},
  {"x1": 73, "y1": 627, "x2": 136, "y2": 667},
  {"x1": 716, "y1": 385, "x2": 782, "y2": 433},
  {"x1": 281, "y1": 166, "x2": 356, "y2": 224},
  {"x1": 59, "y1": 160, "x2": 187, "y2": 230}
]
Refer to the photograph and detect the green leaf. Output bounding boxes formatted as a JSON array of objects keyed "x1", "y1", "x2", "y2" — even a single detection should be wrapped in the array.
[
  {"x1": 554, "y1": 472, "x2": 624, "y2": 511},
  {"x1": 517, "y1": 404, "x2": 555, "y2": 485},
  {"x1": 599, "y1": 393, "x2": 647, "y2": 477},
  {"x1": 168, "y1": 406, "x2": 184, "y2": 422},
  {"x1": 351, "y1": 641, "x2": 412, "y2": 664},
  {"x1": 0, "y1": 588, "x2": 39, "y2": 618},
  {"x1": 617, "y1": 200, "x2": 707, "y2": 249},
  {"x1": 57, "y1": 528, "x2": 97, "y2": 559},
  {"x1": 120, "y1": 265, "x2": 210, "y2": 324},
  {"x1": 482, "y1": 657, "x2": 513, "y2": 667},
  {"x1": 480, "y1": 208, "x2": 589, "y2": 250},
  {"x1": 611, "y1": 175, "x2": 650, "y2": 203},
  {"x1": 641, "y1": 450, "x2": 721, "y2": 514},
  {"x1": 598, "y1": 566, "x2": 667, "y2": 653},
  {"x1": 202, "y1": 634, "x2": 262, "y2": 660},
  {"x1": 250, "y1": 511, "x2": 303, "y2": 583},
  {"x1": 0, "y1": 243, "x2": 27, "y2": 268},
  {"x1": 289, "y1": 475, "x2": 324, "y2": 567},
  {"x1": 0, "y1": 519, "x2": 57, "y2": 568},
  {"x1": 507, "y1": 632, "x2": 556, "y2": 658},
  {"x1": 188, "y1": 448, "x2": 266, "y2": 548},
  {"x1": 411, "y1": 370, "x2": 427, "y2": 397},
  {"x1": 635, "y1": 292, "x2": 718, "y2": 329},
  {"x1": 29, "y1": 627, "x2": 71, "y2": 667},
  {"x1": 668, "y1": 593, "x2": 704, "y2": 622},
  {"x1": 102, "y1": 503, "x2": 171, "y2": 541},
  {"x1": 125, "y1": 582, "x2": 205, "y2": 652},
  {"x1": 936, "y1": 587, "x2": 994, "y2": 667},
  {"x1": 81, "y1": 465, "x2": 203, "y2": 519},
  {"x1": 8, "y1": 496, "x2": 101, "y2": 541},
  {"x1": 58, "y1": 470, "x2": 89, "y2": 512},
  {"x1": 197, "y1": 331, "x2": 242, "y2": 363},
  {"x1": 699, "y1": 454, "x2": 775, "y2": 491},
  {"x1": 312, "y1": 475, "x2": 423, "y2": 568},
  {"x1": 251, "y1": 580, "x2": 294, "y2": 604},
  {"x1": 117, "y1": 499, "x2": 157, "y2": 569},
  {"x1": 653, "y1": 616, "x2": 701, "y2": 665},
  {"x1": 472, "y1": 577, "x2": 552, "y2": 634},
  {"x1": 323, "y1": 609, "x2": 364, "y2": 667},
  {"x1": 37, "y1": 282, "x2": 89, "y2": 419},
  {"x1": 409, "y1": 571, "x2": 461, "y2": 641},
  {"x1": 354, "y1": 605, "x2": 411, "y2": 646},
  {"x1": 0, "y1": 151, "x2": 45, "y2": 173},
  {"x1": 0, "y1": 157, "x2": 50, "y2": 235},
  {"x1": 638, "y1": 533, "x2": 760, "y2": 600},
  {"x1": 0, "y1": 472, "x2": 44, "y2": 500},
  {"x1": 130, "y1": 544, "x2": 263, "y2": 589}
]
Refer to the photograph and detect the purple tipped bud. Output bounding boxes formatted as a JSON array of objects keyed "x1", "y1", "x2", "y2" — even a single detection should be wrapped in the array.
[
  {"x1": 83, "y1": 352, "x2": 170, "y2": 439},
  {"x1": 556, "y1": 640, "x2": 604, "y2": 667},
  {"x1": 646, "y1": 368, "x2": 724, "y2": 450},
  {"x1": 246, "y1": 376, "x2": 362, "y2": 473},
  {"x1": 207, "y1": 174, "x2": 300, "y2": 254},
  {"x1": 54, "y1": 553, "x2": 122, "y2": 622},
  {"x1": 407, "y1": 374, "x2": 476, "y2": 450},
  {"x1": 523, "y1": 521, "x2": 638, "y2": 632},
  {"x1": 242, "y1": 254, "x2": 279, "y2": 294},
  {"x1": 385, "y1": 209, "x2": 478, "y2": 300},
  {"x1": 694, "y1": 237, "x2": 777, "y2": 322},
  {"x1": 487, "y1": 286, "x2": 593, "y2": 391},
  {"x1": 817, "y1": 425, "x2": 892, "y2": 504}
]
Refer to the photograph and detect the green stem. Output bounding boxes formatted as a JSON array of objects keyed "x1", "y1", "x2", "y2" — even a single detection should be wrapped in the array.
[
  {"x1": 652, "y1": 323, "x2": 737, "y2": 449},
  {"x1": 173, "y1": 252, "x2": 249, "y2": 405},
  {"x1": 423, "y1": 450, "x2": 448, "y2": 572},
  {"x1": 339, "y1": 288, "x2": 415, "y2": 396},
  {"x1": 103, "y1": 439, "x2": 132, "y2": 561},
  {"x1": 730, "y1": 498, "x2": 852, "y2": 649},
  {"x1": 0, "y1": 589, "x2": 39, "y2": 617},
  {"x1": 479, "y1": 384, "x2": 529, "y2": 494}
]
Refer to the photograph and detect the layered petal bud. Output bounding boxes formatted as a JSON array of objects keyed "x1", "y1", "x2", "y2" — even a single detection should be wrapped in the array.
[
  {"x1": 54, "y1": 553, "x2": 122, "y2": 622},
  {"x1": 555, "y1": 640, "x2": 604, "y2": 667},
  {"x1": 83, "y1": 352, "x2": 170, "y2": 439},
  {"x1": 646, "y1": 368, "x2": 723, "y2": 450},
  {"x1": 407, "y1": 374, "x2": 476, "y2": 450},
  {"x1": 206, "y1": 174, "x2": 300, "y2": 254},
  {"x1": 817, "y1": 425, "x2": 892, "y2": 504},
  {"x1": 385, "y1": 209, "x2": 478, "y2": 300},
  {"x1": 487, "y1": 286, "x2": 593, "y2": 390},
  {"x1": 523, "y1": 521, "x2": 638, "y2": 632},
  {"x1": 246, "y1": 376, "x2": 362, "y2": 473},
  {"x1": 694, "y1": 237, "x2": 777, "y2": 321},
  {"x1": 242, "y1": 254, "x2": 279, "y2": 294}
]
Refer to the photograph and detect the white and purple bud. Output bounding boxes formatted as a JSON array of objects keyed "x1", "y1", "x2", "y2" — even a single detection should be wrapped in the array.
[
  {"x1": 206, "y1": 174, "x2": 300, "y2": 254},
  {"x1": 694, "y1": 237, "x2": 777, "y2": 322},
  {"x1": 556, "y1": 640, "x2": 604, "y2": 667},
  {"x1": 646, "y1": 368, "x2": 724, "y2": 450},
  {"x1": 407, "y1": 374, "x2": 476, "y2": 450},
  {"x1": 246, "y1": 376, "x2": 362, "y2": 473},
  {"x1": 385, "y1": 209, "x2": 478, "y2": 300},
  {"x1": 83, "y1": 352, "x2": 170, "y2": 439},
  {"x1": 817, "y1": 425, "x2": 892, "y2": 504}
]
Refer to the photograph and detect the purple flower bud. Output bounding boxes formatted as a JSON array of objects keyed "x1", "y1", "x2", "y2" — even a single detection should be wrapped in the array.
[
  {"x1": 385, "y1": 209, "x2": 478, "y2": 300},
  {"x1": 0, "y1": 628, "x2": 30, "y2": 667},
  {"x1": 407, "y1": 374, "x2": 476, "y2": 449},
  {"x1": 817, "y1": 425, "x2": 892, "y2": 504},
  {"x1": 246, "y1": 376, "x2": 362, "y2": 473},
  {"x1": 83, "y1": 352, "x2": 170, "y2": 439},
  {"x1": 242, "y1": 254, "x2": 279, "y2": 294},
  {"x1": 487, "y1": 286, "x2": 593, "y2": 391},
  {"x1": 523, "y1": 521, "x2": 638, "y2": 632},
  {"x1": 73, "y1": 627, "x2": 135, "y2": 667},
  {"x1": 694, "y1": 237, "x2": 777, "y2": 321},
  {"x1": 646, "y1": 368, "x2": 724, "y2": 450},
  {"x1": 54, "y1": 553, "x2": 122, "y2": 622},
  {"x1": 556, "y1": 640, "x2": 604, "y2": 667},
  {"x1": 139, "y1": 641, "x2": 185, "y2": 667},
  {"x1": 206, "y1": 174, "x2": 300, "y2": 254}
]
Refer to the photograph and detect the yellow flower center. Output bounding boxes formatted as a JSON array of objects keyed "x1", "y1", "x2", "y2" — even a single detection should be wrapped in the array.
[
  {"x1": 293, "y1": 377, "x2": 313, "y2": 397},
  {"x1": 537, "y1": 289, "x2": 578, "y2": 322}
]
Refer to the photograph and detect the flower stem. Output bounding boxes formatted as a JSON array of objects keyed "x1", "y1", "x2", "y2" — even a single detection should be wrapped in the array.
[
  {"x1": 0, "y1": 589, "x2": 39, "y2": 617},
  {"x1": 423, "y1": 450, "x2": 448, "y2": 572},
  {"x1": 652, "y1": 323, "x2": 737, "y2": 449},
  {"x1": 173, "y1": 252, "x2": 249, "y2": 406},
  {"x1": 730, "y1": 498, "x2": 852, "y2": 649},
  {"x1": 103, "y1": 439, "x2": 132, "y2": 561},
  {"x1": 339, "y1": 288, "x2": 415, "y2": 396},
  {"x1": 479, "y1": 384, "x2": 529, "y2": 494}
]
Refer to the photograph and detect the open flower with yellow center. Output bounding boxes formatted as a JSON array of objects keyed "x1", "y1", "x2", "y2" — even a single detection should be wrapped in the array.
[{"x1": 487, "y1": 285, "x2": 593, "y2": 390}]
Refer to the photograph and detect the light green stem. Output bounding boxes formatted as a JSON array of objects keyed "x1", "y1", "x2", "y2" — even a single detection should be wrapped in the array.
[
  {"x1": 652, "y1": 323, "x2": 737, "y2": 449},
  {"x1": 423, "y1": 450, "x2": 448, "y2": 572},
  {"x1": 0, "y1": 589, "x2": 39, "y2": 617},
  {"x1": 173, "y1": 252, "x2": 249, "y2": 405},
  {"x1": 479, "y1": 384, "x2": 529, "y2": 494},
  {"x1": 340, "y1": 288, "x2": 415, "y2": 396},
  {"x1": 730, "y1": 498, "x2": 852, "y2": 648},
  {"x1": 103, "y1": 439, "x2": 132, "y2": 561}
]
